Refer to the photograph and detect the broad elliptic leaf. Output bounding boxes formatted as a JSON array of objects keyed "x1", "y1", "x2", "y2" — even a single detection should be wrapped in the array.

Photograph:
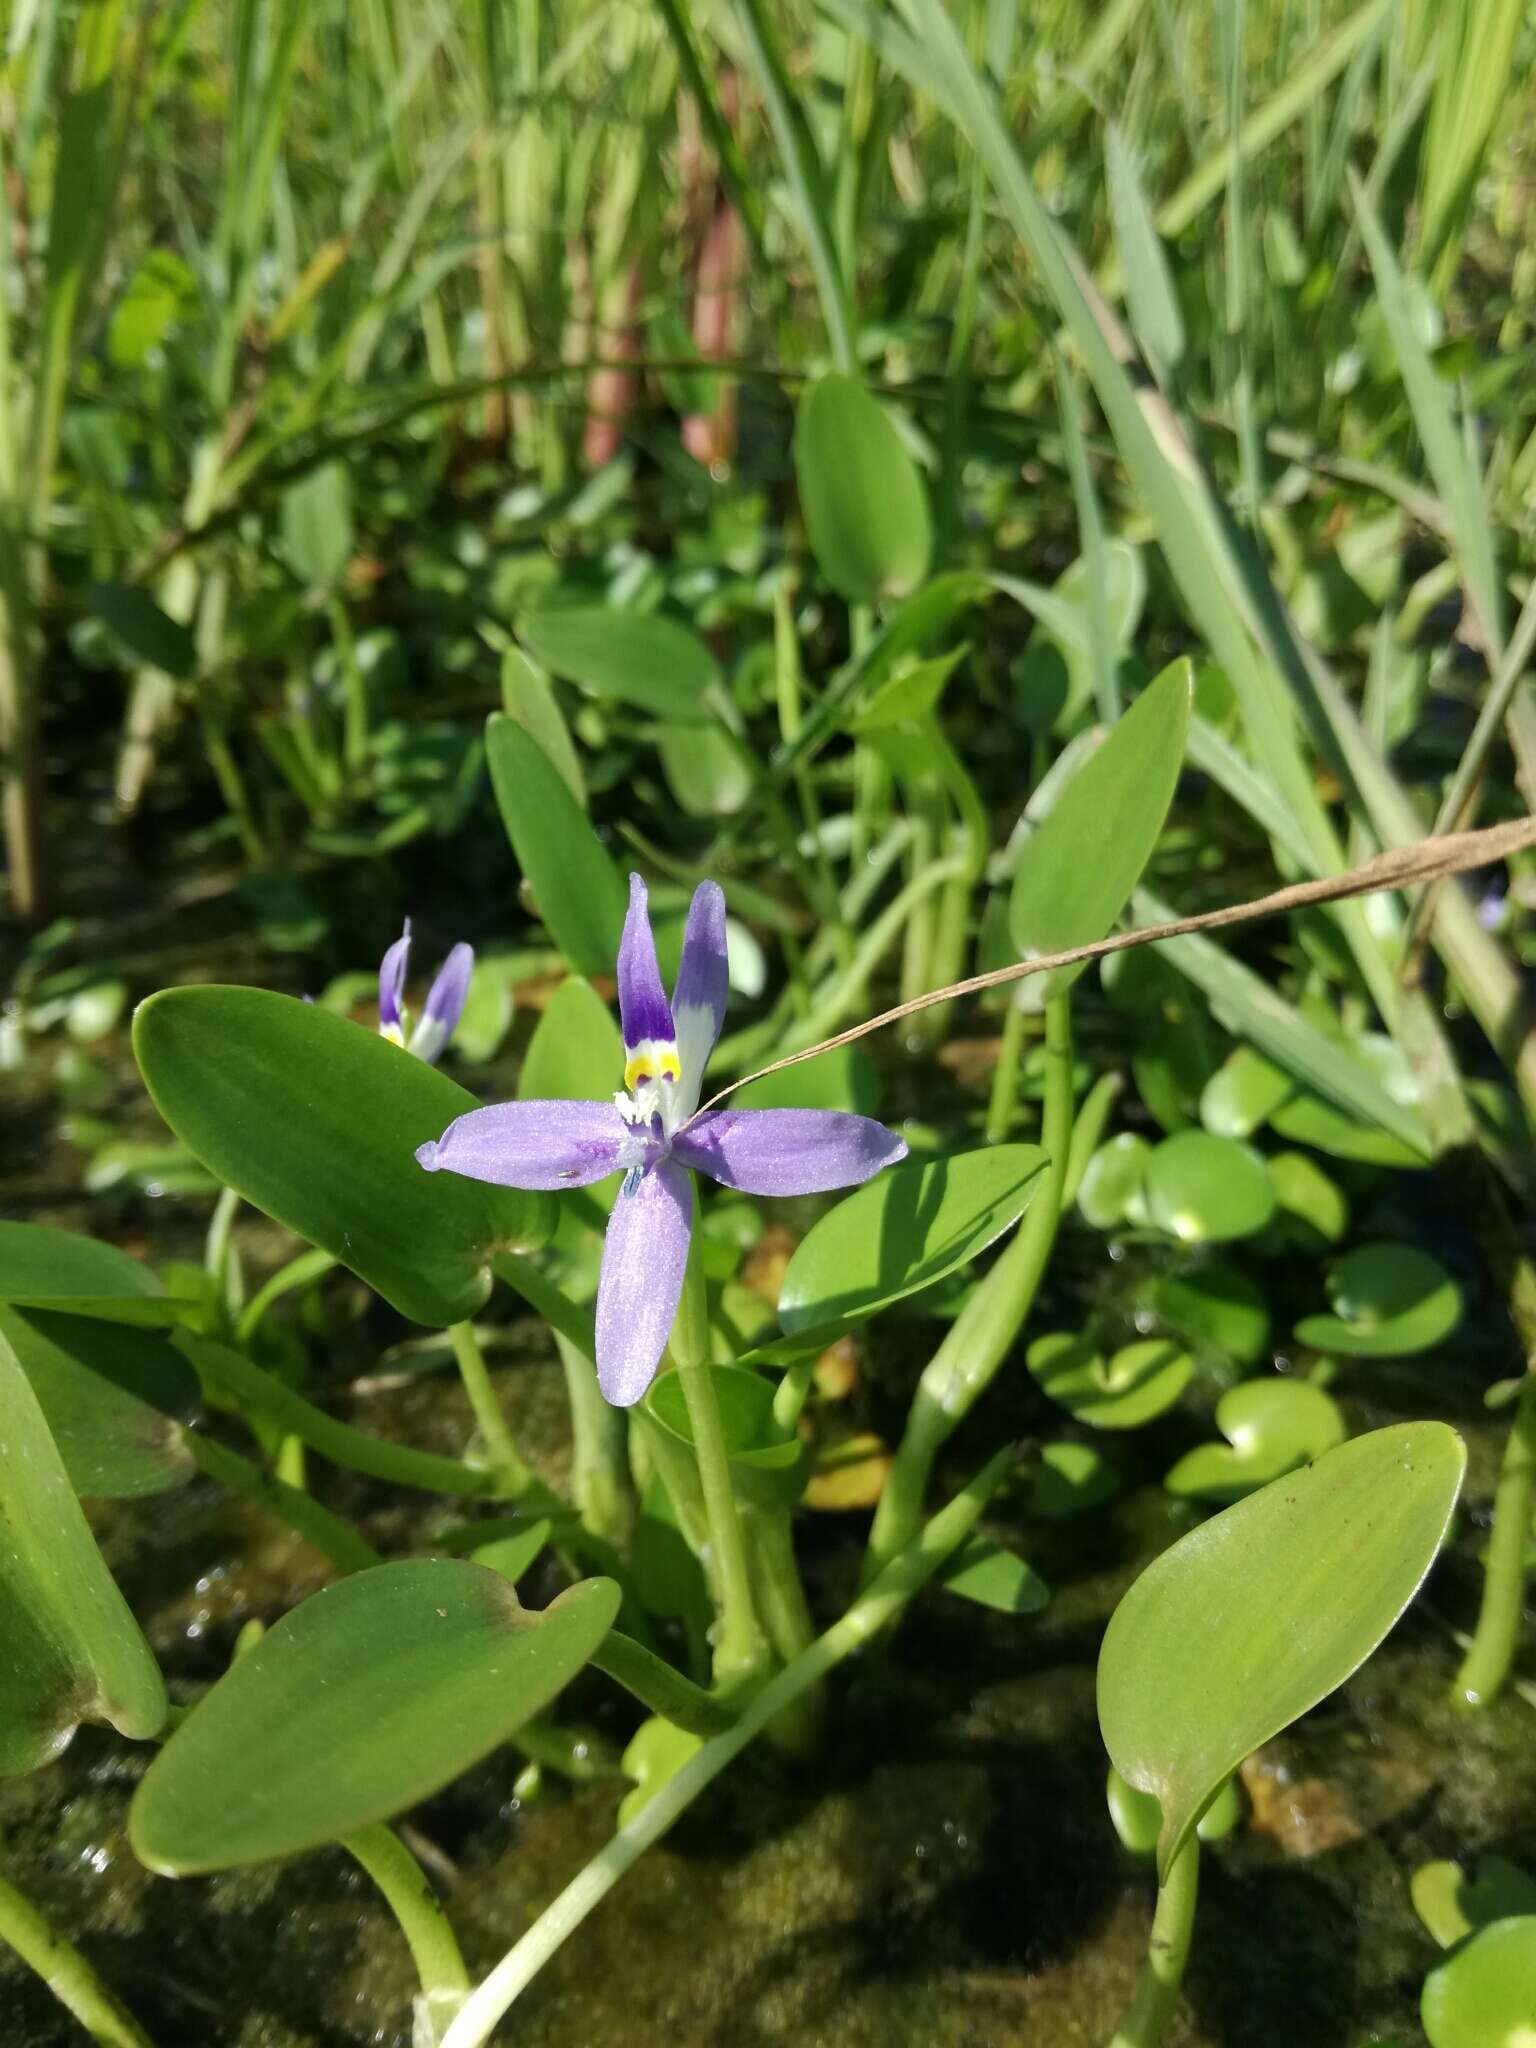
[
  {"x1": 1163, "y1": 1378, "x2": 1345, "y2": 1502},
  {"x1": 518, "y1": 606, "x2": 716, "y2": 723},
  {"x1": 519, "y1": 976, "x2": 623, "y2": 1104},
  {"x1": 1098, "y1": 1423, "x2": 1464, "y2": 1876},
  {"x1": 134, "y1": 987, "x2": 554, "y2": 1328},
  {"x1": 0, "y1": 1219, "x2": 179, "y2": 1327},
  {"x1": 793, "y1": 373, "x2": 933, "y2": 604},
  {"x1": 0, "y1": 1306, "x2": 197, "y2": 1498},
  {"x1": 936, "y1": 1534, "x2": 1050, "y2": 1614},
  {"x1": 0, "y1": 1327, "x2": 167, "y2": 1777},
  {"x1": 486, "y1": 714, "x2": 626, "y2": 978},
  {"x1": 777, "y1": 1144, "x2": 1047, "y2": 1339},
  {"x1": 130, "y1": 1561, "x2": 620, "y2": 1873},
  {"x1": 87, "y1": 582, "x2": 197, "y2": 679},
  {"x1": 1010, "y1": 659, "x2": 1192, "y2": 994}
]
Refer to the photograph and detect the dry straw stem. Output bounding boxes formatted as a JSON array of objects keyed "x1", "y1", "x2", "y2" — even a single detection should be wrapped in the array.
[{"x1": 702, "y1": 813, "x2": 1536, "y2": 1112}]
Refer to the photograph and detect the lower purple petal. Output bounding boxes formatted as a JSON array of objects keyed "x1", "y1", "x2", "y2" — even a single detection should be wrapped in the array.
[
  {"x1": 417, "y1": 1099, "x2": 625, "y2": 1189},
  {"x1": 596, "y1": 1158, "x2": 692, "y2": 1406},
  {"x1": 378, "y1": 924, "x2": 411, "y2": 1035},
  {"x1": 673, "y1": 1108, "x2": 906, "y2": 1196}
]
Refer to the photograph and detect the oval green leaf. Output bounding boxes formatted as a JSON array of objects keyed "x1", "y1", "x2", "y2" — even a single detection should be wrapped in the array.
[
  {"x1": 130, "y1": 1561, "x2": 620, "y2": 1873},
  {"x1": 794, "y1": 373, "x2": 933, "y2": 604},
  {"x1": 517, "y1": 606, "x2": 717, "y2": 723},
  {"x1": 1422, "y1": 1916, "x2": 1536, "y2": 2048},
  {"x1": 486, "y1": 713, "x2": 627, "y2": 978},
  {"x1": 0, "y1": 1306, "x2": 196, "y2": 1498},
  {"x1": 1144, "y1": 1261, "x2": 1271, "y2": 1365},
  {"x1": 134, "y1": 987, "x2": 554, "y2": 1328},
  {"x1": 1010, "y1": 659, "x2": 1192, "y2": 994},
  {"x1": 1099, "y1": 1422, "x2": 1465, "y2": 1876},
  {"x1": 777, "y1": 1144, "x2": 1047, "y2": 1339},
  {"x1": 1295, "y1": 1243, "x2": 1463, "y2": 1358},
  {"x1": 1143, "y1": 1130, "x2": 1277, "y2": 1245},
  {"x1": 645, "y1": 1364, "x2": 808, "y2": 1511},
  {"x1": 0, "y1": 1219, "x2": 177, "y2": 1327},
  {"x1": 0, "y1": 1326, "x2": 167, "y2": 1776}
]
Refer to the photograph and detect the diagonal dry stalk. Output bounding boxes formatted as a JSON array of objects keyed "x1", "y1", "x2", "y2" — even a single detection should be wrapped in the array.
[{"x1": 700, "y1": 813, "x2": 1536, "y2": 1113}]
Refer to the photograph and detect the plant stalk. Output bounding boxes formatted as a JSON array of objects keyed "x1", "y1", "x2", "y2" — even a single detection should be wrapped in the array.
[
  {"x1": 1454, "y1": 1370, "x2": 1536, "y2": 1708},
  {"x1": 448, "y1": 1319, "x2": 534, "y2": 1492},
  {"x1": 1106, "y1": 1836, "x2": 1201, "y2": 2048},
  {"x1": 0, "y1": 1867, "x2": 154, "y2": 2048}
]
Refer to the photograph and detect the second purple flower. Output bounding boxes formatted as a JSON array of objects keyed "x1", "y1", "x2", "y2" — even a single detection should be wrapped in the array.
[{"x1": 417, "y1": 874, "x2": 906, "y2": 1406}]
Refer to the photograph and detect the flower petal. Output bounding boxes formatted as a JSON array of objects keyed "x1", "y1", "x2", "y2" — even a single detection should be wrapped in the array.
[
  {"x1": 416, "y1": 1099, "x2": 626, "y2": 1188},
  {"x1": 596, "y1": 1158, "x2": 692, "y2": 1406},
  {"x1": 671, "y1": 880, "x2": 728, "y2": 1117},
  {"x1": 617, "y1": 873, "x2": 675, "y2": 1052},
  {"x1": 409, "y1": 942, "x2": 474, "y2": 1064},
  {"x1": 673, "y1": 1108, "x2": 906, "y2": 1195},
  {"x1": 378, "y1": 921, "x2": 411, "y2": 1042}
]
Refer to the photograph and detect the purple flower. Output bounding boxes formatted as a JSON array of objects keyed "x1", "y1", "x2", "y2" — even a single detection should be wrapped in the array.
[
  {"x1": 379, "y1": 919, "x2": 474, "y2": 1065},
  {"x1": 418, "y1": 875, "x2": 907, "y2": 1406}
]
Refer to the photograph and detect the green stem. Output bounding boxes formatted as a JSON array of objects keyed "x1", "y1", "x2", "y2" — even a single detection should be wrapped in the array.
[
  {"x1": 437, "y1": 1447, "x2": 1014, "y2": 2048},
  {"x1": 985, "y1": 998, "x2": 1029, "y2": 1145},
  {"x1": 203, "y1": 1184, "x2": 242, "y2": 1317},
  {"x1": 672, "y1": 1214, "x2": 769, "y2": 1692},
  {"x1": 185, "y1": 1432, "x2": 381, "y2": 1574},
  {"x1": 328, "y1": 596, "x2": 368, "y2": 782},
  {"x1": 589, "y1": 1632, "x2": 735, "y2": 1737},
  {"x1": 341, "y1": 1824, "x2": 470, "y2": 2030},
  {"x1": 179, "y1": 1333, "x2": 538, "y2": 1502},
  {"x1": 449, "y1": 1320, "x2": 533, "y2": 1492},
  {"x1": 744, "y1": 1510, "x2": 823, "y2": 1755},
  {"x1": 554, "y1": 1332, "x2": 636, "y2": 1551},
  {"x1": 1454, "y1": 1371, "x2": 1536, "y2": 1708},
  {"x1": 864, "y1": 994, "x2": 1073, "y2": 1582},
  {"x1": 0, "y1": 1867, "x2": 154, "y2": 2048},
  {"x1": 1106, "y1": 1836, "x2": 1201, "y2": 2048}
]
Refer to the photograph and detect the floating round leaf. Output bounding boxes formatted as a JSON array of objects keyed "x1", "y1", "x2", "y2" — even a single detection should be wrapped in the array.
[
  {"x1": 1411, "y1": 1856, "x2": 1536, "y2": 1950},
  {"x1": 1027, "y1": 1332, "x2": 1192, "y2": 1430},
  {"x1": 1269, "y1": 1087, "x2": 1426, "y2": 1167},
  {"x1": 1267, "y1": 1151, "x2": 1348, "y2": 1246},
  {"x1": 793, "y1": 374, "x2": 933, "y2": 603},
  {"x1": 1164, "y1": 1378, "x2": 1345, "y2": 1501},
  {"x1": 1076, "y1": 1133, "x2": 1151, "y2": 1230},
  {"x1": 1421, "y1": 1916, "x2": 1536, "y2": 2048},
  {"x1": 1144, "y1": 1261, "x2": 1270, "y2": 1366},
  {"x1": 130, "y1": 1561, "x2": 620, "y2": 1873},
  {"x1": 1031, "y1": 1440, "x2": 1120, "y2": 1519},
  {"x1": 777, "y1": 1144, "x2": 1046, "y2": 1339},
  {"x1": 1200, "y1": 1048, "x2": 1293, "y2": 1139},
  {"x1": 134, "y1": 987, "x2": 554, "y2": 1329},
  {"x1": 1143, "y1": 1131, "x2": 1276, "y2": 1244},
  {"x1": 1294, "y1": 1243, "x2": 1462, "y2": 1358},
  {"x1": 1099, "y1": 1423, "x2": 1464, "y2": 1876}
]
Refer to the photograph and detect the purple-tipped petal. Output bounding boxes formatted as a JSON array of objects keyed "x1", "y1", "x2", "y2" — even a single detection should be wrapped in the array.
[
  {"x1": 596, "y1": 1158, "x2": 692, "y2": 1406},
  {"x1": 617, "y1": 873, "x2": 675, "y2": 1052},
  {"x1": 673, "y1": 1108, "x2": 907, "y2": 1196},
  {"x1": 417, "y1": 1099, "x2": 628, "y2": 1189},
  {"x1": 410, "y1": 942, "x2": 475, "y2": 1063},
  {"x1": 671, "y1": 881, "x2": 728, "y2": 1113},
  {"x1": 378, "y1": 921, "x2": 412, "y2": 1041}
]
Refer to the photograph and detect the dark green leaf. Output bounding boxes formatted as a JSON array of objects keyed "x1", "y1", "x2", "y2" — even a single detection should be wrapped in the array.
[
  {"x1": 0, "y1": 1307, "x2": 196, "y2": 1498},
  {"x1": 518, "y1": 607, "x2": 716, "y2": 723},
  {"x1": 130, "y1": 1562, "x2": 620, "y2": 1872},
  {"x1": 134, "y1": 988, "x2": 553, "y2": 1328},
  {"x1": 485, "y1": 715, "x2": 627, "y2": 978},
  {"x1": 793, "y1": 373, "x2": 933, "y2": 603}
]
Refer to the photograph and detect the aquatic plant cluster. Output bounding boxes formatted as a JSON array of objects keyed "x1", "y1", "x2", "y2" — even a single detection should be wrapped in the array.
[{"x1": 3, "y1": 2, "x2": 1536, "y2": 2044}]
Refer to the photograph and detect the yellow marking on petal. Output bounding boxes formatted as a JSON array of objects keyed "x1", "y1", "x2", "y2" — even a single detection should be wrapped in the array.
[
  {"x1": 658, "y1": 1050, "x2": 681, "y2": 1082},
  {"x1": 380, "y1": 1022, "x2": 405, "y2": 1047},
  {"x1": 624, "y1": 1054, "x2": 655, "y2": 1090}
]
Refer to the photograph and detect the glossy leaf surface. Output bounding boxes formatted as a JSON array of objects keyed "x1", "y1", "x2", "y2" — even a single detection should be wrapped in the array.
[
  {"x1": 131, "y1": 1562, "x2": 620, "y2": 1872},
  {"x1": 777, "y1": 1145, "x2": 1046, "y2": 1338},
  {"x1": 0, "y1": 1220, "x2": 176, "y2": 1327},
  {"x1": 0, "y1": 1306, "x2": 196, "y2": 1498},
  {"x1": 134, "y1": 987, "x2": 553, "y2": 1327},
  {"x1": 1099, "y1": 1424, "x2": 1464, "y2": 1874},
  {"x1": 0, "y1": 1328, "x2": 167, "y2": 1777}
]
